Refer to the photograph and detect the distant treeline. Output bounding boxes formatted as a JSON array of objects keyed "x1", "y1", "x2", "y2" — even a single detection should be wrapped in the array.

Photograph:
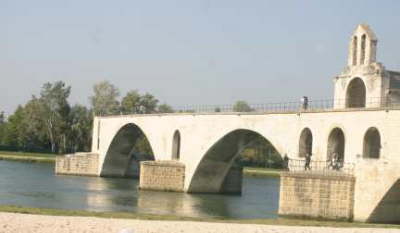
[{"x1": 0, "y1": 80, "x2": 282, "y2": 168}]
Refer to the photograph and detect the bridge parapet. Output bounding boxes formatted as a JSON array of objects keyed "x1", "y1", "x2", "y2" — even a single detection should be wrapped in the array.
[
  {"x1": 287, "y1": 159, "x2": 355, "y2": 176},
  {"x1": 96, "y1": 97, "x2": 400, "y2": 117}
]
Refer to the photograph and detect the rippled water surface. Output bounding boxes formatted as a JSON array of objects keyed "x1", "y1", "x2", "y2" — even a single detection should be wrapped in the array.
[{"x1": 0, "y1": 160, "x2": 280, "y2": 219}]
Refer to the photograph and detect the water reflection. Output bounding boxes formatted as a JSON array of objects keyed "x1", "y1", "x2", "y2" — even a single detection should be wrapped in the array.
[{"x1": 0, "y1": 160, "x2": 279, "y2": 219}]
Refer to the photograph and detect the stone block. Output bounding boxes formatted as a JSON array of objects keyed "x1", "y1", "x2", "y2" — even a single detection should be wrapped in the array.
[
  {"x1": 139, "y1": 160, "x2": 185, "y2": 192},
  {"x1": 279, "y1": 172, "x2": 355, "y2": 221},
  {"x1": 55, "y1": 153, "x2": 99, "y2": 176}
]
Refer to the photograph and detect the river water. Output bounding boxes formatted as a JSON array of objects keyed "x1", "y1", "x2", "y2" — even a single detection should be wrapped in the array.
[{"x1": 0, "y1": 160, "x2": 280, "y2": 219}]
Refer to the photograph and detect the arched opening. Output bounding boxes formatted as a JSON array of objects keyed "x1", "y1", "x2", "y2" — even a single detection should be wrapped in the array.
[
  {"x1": 352, "y1": 36, "x2": 358, "y2": 66},
  {"x1": 298, "y1": 128, "x2": 312, "y2": 158},
  {"x1": 172, "y1": 130, "x2": 181, "y2": 160},
  {"x1": 363, "y1": 127, "x2": 381, "y2": 159},
  {"x1": 346, "y1": 77, "x2": 366, "y2": 108},
  {"x1": 101, "y1": 123, "x2": 154, "y2": 177},
  {"x1": 360, "y1": 34, "x2": 366, "y2": 65},
  {"x1": 188, "y1": 129, "x2": 282, "y2": 194},
  {"x1": 327, "y1": 128, "x2": 345, "y2": 162}
]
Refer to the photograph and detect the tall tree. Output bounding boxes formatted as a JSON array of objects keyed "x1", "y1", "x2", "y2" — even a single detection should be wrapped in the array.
[
  {"x1": 121, "y1": 90, "x2": 141, "y2": 114},
  {"x1": 69, "y1": 105, "x2": 93, "y2": 152},
  {"x1": 40, "y1": 81, "x2": 71, "y2": 153},
  {"x1": 23, "y1": 97, "x2": 50, "y2": 150},
  {"x1": 0, "y1": 111, "x2": 4, "y2": 124},
  {"x1": 90, "y1": 81, "x2": 120, "y2": 116},
  {"x1": 0, "y1": 111, "x2": 6, "y2": 144},
  {"x1": 233, "y1": 100, "x2": 252, "y2": 112},
  {"x1": 2, "y1": 106, "x2": 26, "y2": 147}
]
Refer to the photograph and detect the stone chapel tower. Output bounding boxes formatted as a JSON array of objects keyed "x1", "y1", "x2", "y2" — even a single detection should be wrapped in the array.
[{"x1": 333, "y1": 24, "x2": 400, "y2": 109}]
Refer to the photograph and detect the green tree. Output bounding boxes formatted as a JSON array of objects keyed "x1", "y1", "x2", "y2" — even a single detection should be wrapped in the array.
[
  {"x1": 23, "y1": 97, "x2": 50, "y2": 150},
  {"x1": 69, "y1": 105, "x2": 93, "y2": 152},
  {"x1": 121, "y1": 90, "x2": 141, "y2": 114},
  {"x1": 236, "y1": 136, "x2": 283, "y2": 168},
  {"x1": 158, "y1": 103, "x2": 174, "y2": 113},
  {"x1": 40, "y1": 81, "x2": 72, "y2": 153},
  {"x1": 133, "y1": 136, "x2": 154, "y2": 158},
  {"x1": 90, "y1": 81, "x2": 120, "y2": 116},
  {"x1": 0, "y1": 111, "x2": 4, "y2": 124},
  {"x1": 0, "y1": 111, "x2": 6, "y2": 144},
  {"x1": 233, "y1": 100, "x2": 252, "y2": 112},
  {"x1": 2, "y1": 106, "x2": 26, "y2": 147},
  {"x1": 139, "y1": 93, "x2": 158, "y2": 114}
]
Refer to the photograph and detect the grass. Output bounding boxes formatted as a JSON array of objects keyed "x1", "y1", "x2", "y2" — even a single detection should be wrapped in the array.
[
  {"x1": 243, "y1": 167, "x2": 282, "y2": 177},
  {"x1": 0, "y1": 151, "x2": 56, "y2": 163},
  {"x1": 0, "y1": 205, "x2": 399, "y2": 229}
]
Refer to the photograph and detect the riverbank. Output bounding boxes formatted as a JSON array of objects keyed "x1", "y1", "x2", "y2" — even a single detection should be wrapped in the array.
[
  {"x1": 0, "y1": 210, "x2": 398, "y2": 233},
  {"x1": 243, "y1": 167, "x2": 281, "y2": 177},
  {"x1": 0, "y1": 151, "x2": 282, "y2": 177},
  {"x1": 0, "y1": 205, "x2": 399, "y2": 229},
  {"x1": 0, "y1": 151, "x2": 55, "y2": 163}
]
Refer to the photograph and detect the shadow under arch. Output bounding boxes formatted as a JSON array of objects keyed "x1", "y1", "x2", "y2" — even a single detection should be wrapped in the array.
[
  {"x1": 298, "y1": 128, "x2": 313, "y2": 158},
  {"x1": 187, "y1": 129, "x2": 282, "y2": 194},
  {"x1": 101, "y1": 123, "x2": 155, "y2": 178},
  {"x1": 363, "y1": 127, "x2": 381, "y2": 159},
  {"x1": 327, "y1": 127, "x2": 345, "y2": 162},
  {"x1": 172, "y1": 130, "x2": 181, "y2": 160},
  {"x1": 346, "y1": 77, "x2": 366, "y2": 108}
]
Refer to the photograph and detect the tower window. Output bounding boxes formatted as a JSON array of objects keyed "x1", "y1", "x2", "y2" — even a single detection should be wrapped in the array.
[
  {"x1": 352, "y1": 36, "x2": 358, "y2": 65},
  {"x1": 360, "y1": 34, "x2": 366, "y2": 65}
]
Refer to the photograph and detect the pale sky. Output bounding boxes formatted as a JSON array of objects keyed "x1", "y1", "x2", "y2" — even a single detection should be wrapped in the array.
[{"x1": 1, "y1": 0, "x2": 400, "y2": 115}]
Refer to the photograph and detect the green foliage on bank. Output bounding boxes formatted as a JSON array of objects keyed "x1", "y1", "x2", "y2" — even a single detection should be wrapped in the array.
[
  {"x1": 0, "y1": 81, "x2": 174, "y2": 155},
  {"x1": 236, "y1": 135, "x2": 284, "y2": 169}
]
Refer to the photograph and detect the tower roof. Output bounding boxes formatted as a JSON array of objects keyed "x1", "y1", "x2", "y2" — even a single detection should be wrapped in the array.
[{"x1": 353, "y1": 24, "x2": 377, "y2": 41}]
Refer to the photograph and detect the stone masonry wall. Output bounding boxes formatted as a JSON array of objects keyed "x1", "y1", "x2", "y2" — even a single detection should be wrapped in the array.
[
  {"x1": 55, "y1": 153, "x2": 99, "y2": 176},
  {"x1": 139, "y1": 160, "x2": 185, "y2": 192},
  {"x1": 279, "y1": 172, "x2": 355, "y2": 221}
]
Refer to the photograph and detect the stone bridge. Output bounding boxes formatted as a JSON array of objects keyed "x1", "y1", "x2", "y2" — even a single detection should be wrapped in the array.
[
  {"x1": 91, "y1": 109, "x2": 398, "y2": 192},
  {"x1": 57, "y1": 108, "x2": 400, "y2": 223},
  {"x1": 55, "y1": 24, "x2": 400, "y2": 223}
]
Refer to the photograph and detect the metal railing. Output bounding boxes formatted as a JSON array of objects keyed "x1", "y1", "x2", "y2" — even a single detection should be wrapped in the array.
[
  {"x1": 286, "y1": 159, "x2": 355, "y2": 176},
  {"x1": 172, "y1": 97, "x2": 400, "y2": 113},
  {"x1": 96, "y1": 97, "x2": 400, "y2": 116}
]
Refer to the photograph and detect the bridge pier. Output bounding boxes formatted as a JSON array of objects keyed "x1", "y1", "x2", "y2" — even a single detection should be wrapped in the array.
[
  {"x1": 279, "y1": 159, "x2": 400, "y2": 223},
  {"x1": 138, "y1": 160, "x2": 243, "y2": 194},
  {"x1": 55, "y1": 153, "x2": 99, "y2": 176},
  {"x1": 139, "y1": 160, "x2": 185, "y2": 192},
  {"x1": 279, "y1": 171, "x2": 355, "y2": 221}
]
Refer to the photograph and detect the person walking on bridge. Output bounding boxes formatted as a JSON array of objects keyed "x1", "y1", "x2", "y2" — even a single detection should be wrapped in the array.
[
  {"x1": 283, "y1": 154, "x2": 289, "y2": 170},
  {"x1": 304, "y1": 153, "x2": 311, "y2": 170}
]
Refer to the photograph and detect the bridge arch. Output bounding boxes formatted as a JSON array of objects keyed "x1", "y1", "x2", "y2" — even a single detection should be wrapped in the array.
[
  {"x1": 298, "y1": 128, "x2": 313, "y2": 158},
  {"x1": 327, "y1": 127, "x2": 345, "y2": 162},
  {"x1": 187, "y1": 128, "x2": 282, "y2": 193},
  {"x1": 172, "y1": 130, "x2": 181, "y2": 160},
  {"x1": 100, "y1": 123, "x2": 155, "y2": 177},
  {"x1": 363, "y1": 127, "x2": 381, "y2": 159},
  {"x1": 346, "y1": 77, "x2": 366, "y2": 108}
]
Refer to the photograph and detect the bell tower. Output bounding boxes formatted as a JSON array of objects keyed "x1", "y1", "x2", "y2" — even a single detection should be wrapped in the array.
[
  {"x1": 333, "y1": 24, "x2": 392, "y2": 109},
  {"x1": 347, "y1": 24, "x2": 378, "y2": 67}
]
